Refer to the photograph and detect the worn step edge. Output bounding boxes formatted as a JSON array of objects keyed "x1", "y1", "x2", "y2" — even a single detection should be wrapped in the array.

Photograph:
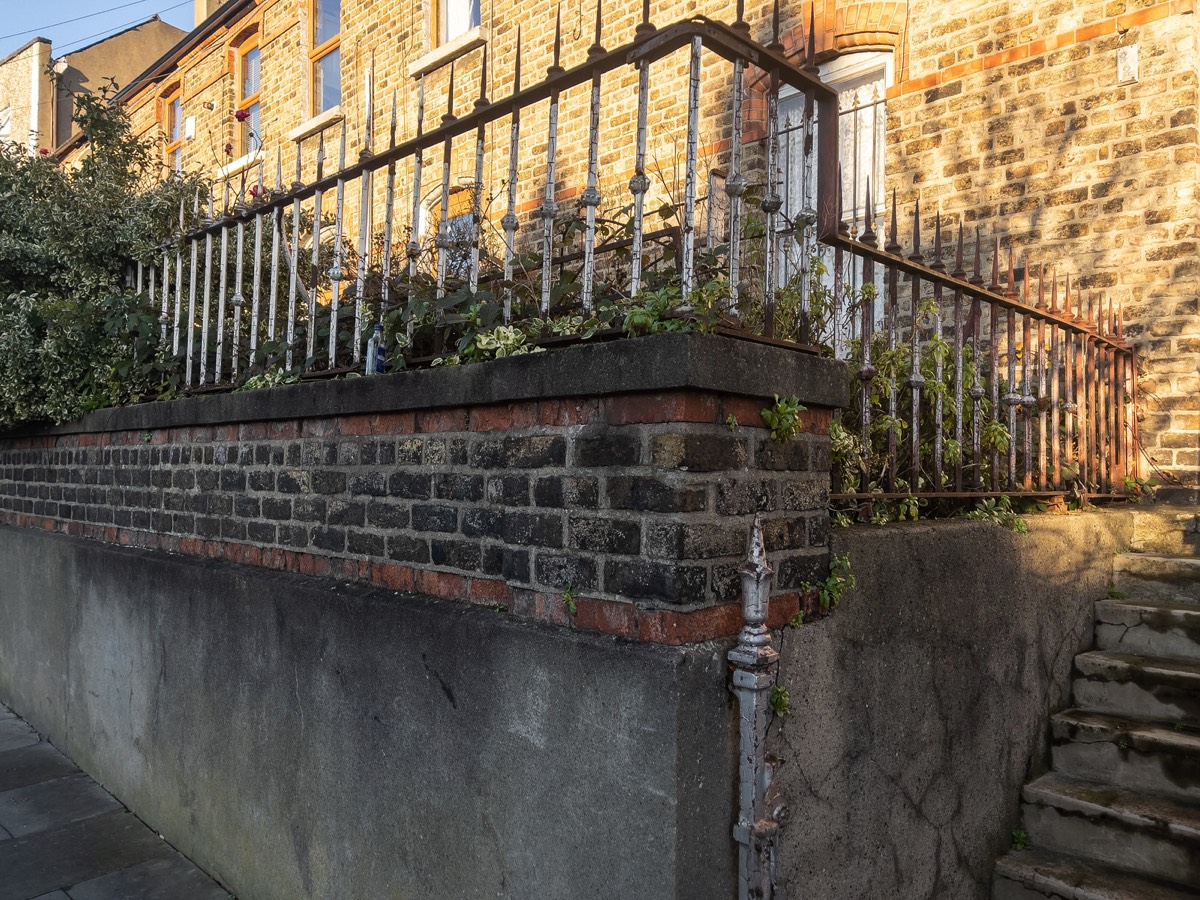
[
  {"x1": 1023, "y1": 773, "x2": 1200, "y2": 841},
  {"x1": 1050, "y1": 710, "x2": 1200, "y2": 802},
  {"x1": 994, "y1": 847, "x2": 1200, "y2": 900},
  {"x1": 1097, "y1": 600, "x2": 1200, "y2": 627},
  {"x1": 1074, "y1": 652, "x2": 1200, "y2": 688},
  {"x1": 1113, "y1": 556, "x2": 1200, "y2": 602}
]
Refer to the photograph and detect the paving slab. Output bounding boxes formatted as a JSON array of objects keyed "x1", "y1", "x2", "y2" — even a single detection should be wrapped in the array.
[
  {"x1": 0, "y1": 809, "x2": 175, "y2": 900},
  {"x1": 0, "y1": 716, "x2": 41, "y2": 754},
  {"x1": 0, "y1": 773, "x2": 123, "y2": 839},
  {"x1": 0, "y1": 703, "x2": 232, "y2": 900},
  {"x1": 66, "y1": 855, "x2": 233, "y2": 900},
  {"x1": 0, "y1": 742, "x2": 78, "y2": 793}
]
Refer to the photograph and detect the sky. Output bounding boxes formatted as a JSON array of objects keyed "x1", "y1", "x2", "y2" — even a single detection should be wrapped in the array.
[{"x1": 0, "y1": 0, "x2": 196, "y2": 61}]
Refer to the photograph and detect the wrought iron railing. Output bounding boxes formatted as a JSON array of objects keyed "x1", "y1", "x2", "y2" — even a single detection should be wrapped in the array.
[{"x1": 132, "y1": 4, "x2": 1135, "y2": 501}]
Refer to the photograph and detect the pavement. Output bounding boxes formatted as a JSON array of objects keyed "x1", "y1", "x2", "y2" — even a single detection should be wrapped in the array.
[{"x1": 0, "y1": 702, "x2": 232, "y2": 900}]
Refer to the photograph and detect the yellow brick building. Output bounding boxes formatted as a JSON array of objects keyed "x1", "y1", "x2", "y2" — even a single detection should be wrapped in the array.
[{"x1": 93, "y1": 0, "x2": 1198, "y2": 484}]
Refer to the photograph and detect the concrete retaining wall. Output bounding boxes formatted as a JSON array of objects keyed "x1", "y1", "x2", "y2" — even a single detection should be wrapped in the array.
[
  {"x1": 771, "y1": 510, "x2": 1136, "y2": 899},
  {"x1": 0, "y1": 524, "x2": 736, "y2": 899}
]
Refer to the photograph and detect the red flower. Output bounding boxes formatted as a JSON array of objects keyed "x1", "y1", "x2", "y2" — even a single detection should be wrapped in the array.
[
  {"x1": 224, "y1": 142, "x2": 234, "y2": 156},
  {"x1": 250, "y1": 184, "x2": 261, "y2": 198},
  {"x1": 234, "y1": 109, "x2": 250, "y2": 123},
  {"x1": 38, "y1": 148, "x2": 49, "y2": 156}
]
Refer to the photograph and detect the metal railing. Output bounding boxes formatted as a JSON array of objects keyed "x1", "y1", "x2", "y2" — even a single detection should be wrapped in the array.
[
  {"x1": 131, "y1": 4, "x2": 1135, "y2": 500},
  {"x1": 138, "y1": 9, "x2": 836, "y2": 380}
]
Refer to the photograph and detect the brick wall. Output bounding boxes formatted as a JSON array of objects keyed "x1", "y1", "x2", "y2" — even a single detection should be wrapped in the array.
[
  {"x1": 0, "y1": 333, "x2": 847, "y2": 645},
  {"x1": 886, "y1": 0, "x2": 1200, "y2": 482}
]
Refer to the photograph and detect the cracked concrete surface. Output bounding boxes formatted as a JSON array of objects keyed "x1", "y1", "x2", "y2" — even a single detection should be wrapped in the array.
[{"x1": 768, "y1": 510, "x2": 1135, "y2": 899}]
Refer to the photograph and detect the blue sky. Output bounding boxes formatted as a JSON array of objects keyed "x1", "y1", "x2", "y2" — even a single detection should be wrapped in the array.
[{"x1": 0, "y1": 1, "x2": 195, "y2": 61}]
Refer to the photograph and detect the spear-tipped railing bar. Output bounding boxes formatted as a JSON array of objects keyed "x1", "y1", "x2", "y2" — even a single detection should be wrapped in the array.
[
  {"x1": 1082, "y1": 287, "x2": 1094, "y2": 489},
  {"x1": 268, "y1": 151, "x2": 282, "y2": 345},
  {"x1": 1060, "y1": 275, "x2": 1075, "y2": 481},
  {"x1": 761, "y1": 69, "x2": 782, "y2": 338},
  {"x1": 215, "y1": 193, "x2": 229, "y2": 383},
  {"x1": 729, "y1": 518, "x2": 781, "y2": 900},
  {"x1": 250, "y1": 157, "x2": 265, "y2": 359},
  {"x1": 499, "y1": 35, "x2": 523, "y2": 321},
  {"x1": 633, "y1": 51, "x2": 652, "y2": 297},
  {"x1": 907, "y1": 201, "x2": 925, "y2": 491},
  {"x1": 951, "y1": 223, "x2": 966, "y2": 491},
  {"x1": 307, "y1": 134, "x2": 326, "y2": 369},
  {"x1": 286, "y1": 146, "x2": 302, "y2": 371},
  {"x1": 579, "y1": 11, "x2": 607, "y2": 313},
  {"x1": 930, "y1": 211, "x2": 945, "y2": 490},
  {"x1": 724, "y1": 52, "x2": 744, "y2": 309},
  {"x1": 231, "y1": 208, "x2": 246, "y2": 381},
  {"x1": 186, "y1": 189, "x2": 200, "y2": 385},
  {"x1": 1048, "y1": 269, "x2": 1061, "y2": 488},
  {"x1": 159, "y1": 251, "x2": 170, "y2": 348},
  {"x1": 200, "y1": 191, "x2": 214, "y2": 385},
  {"x1": 407, "y1": 76, "x2": 427, "y2": 332},
  {"x1": 469, "y1": 46, "x2": 490, "y2": 297},
  {"x1": 858, "y1": 180, "x2": 877, "y2": 511},
  {"x1": 329, "y1": 124, "x2": 349, "y2": 367},
  {"x1": 1035, "y1": 266, "x2": 1048, "y2": 490},
  {"x1": 1098, "y1": 296, "x2": 1110, "y2": 492},
  {"x1": 173, "y1": 199, "x2": 185, "y2": 357},
  {"x1": 502, "y1": 38, "x2": 523, "y2": 321},
  {"x1": 883, "y1": 191, "x2": 900, "y2": 492},
  {"x1": 679, "y1": 35, "x2": 702, "y2": 303},
  {"x1": 381, "y1": 90, "x2": 400, "y2": 323},
  {"x1": 354, "y1": 61, "x2": 376, "y2": 362},
  {"x1": 1020, "y1": 259, "x2": 1035, "y2": 491},
  {"x1": 831, "y1": 172, "x2": 844, "y2": 358},
  {"x1": 435, "y1": 64, "x2": 457, "y2": 306},
  {"x1": 540, "y1": 12, "x2": 564, "y2": 316}
]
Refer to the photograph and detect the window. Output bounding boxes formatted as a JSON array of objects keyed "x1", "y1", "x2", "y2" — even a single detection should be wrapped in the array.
[
  {"x1": 436, "y1": 0, "x2": 480, "y2": 46},
  {"x1": 164, "y1": 92, "x2": 183, "y2": 174},
  {"x1": 238, "y1": 41, "x2": 262, "y2": 155},
  {"x1": 310, "y1": 0, "x2": 341, "y2": 114}
]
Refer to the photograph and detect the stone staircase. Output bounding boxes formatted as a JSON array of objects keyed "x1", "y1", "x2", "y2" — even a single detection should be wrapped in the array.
[{"x1": 992, "y1": 505, "x2": 1200, "y2": 899}]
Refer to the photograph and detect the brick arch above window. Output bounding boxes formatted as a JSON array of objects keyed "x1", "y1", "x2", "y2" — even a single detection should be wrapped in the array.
[{"x1": 775, "y1": 0, "x2": 908, "y2": 63}]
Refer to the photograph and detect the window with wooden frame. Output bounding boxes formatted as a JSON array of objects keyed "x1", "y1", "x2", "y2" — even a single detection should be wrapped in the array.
[
  {"x1": 163, "y1": 90, "x2": 183, "y2": 174},
  {"x1": 310, "y1": 0, "x2": 341, "y2": 115},
  {"x1": 435, "y1": 0, "x2": 480, "y2": 46},
  {"x1": 237, "y1": 38, "x2": 262, "y2": 155}
]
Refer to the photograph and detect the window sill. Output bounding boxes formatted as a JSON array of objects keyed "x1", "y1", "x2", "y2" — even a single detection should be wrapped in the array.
[
  {"x1": 408, "y1": 27, "x2": 488, "y2": 78},
  {"x1": 216, "y1": 149, "x2": 264, "y2": 180},
  {"x1": 287, "y1": 106, "x2": 344, "y2": 143}
]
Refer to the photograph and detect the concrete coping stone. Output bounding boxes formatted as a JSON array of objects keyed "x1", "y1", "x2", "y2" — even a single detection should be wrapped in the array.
[{"x1": 5, "y1": 332, "x2": 849, "y2": 437}]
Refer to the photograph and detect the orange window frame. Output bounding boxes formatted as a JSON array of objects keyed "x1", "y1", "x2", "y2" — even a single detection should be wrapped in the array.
[
  {"x1": 236, "y1": 38, "x2": 261, "y2": 155},
  {"x1": 162, "y1": 88, "x2": 183, "y2": 173},
  {"x1": 432, "y1": 0, "x2": 481, "y2": 46},
  {"x1": 308, "y1": 0, "x2": 341, "y2": 114}
]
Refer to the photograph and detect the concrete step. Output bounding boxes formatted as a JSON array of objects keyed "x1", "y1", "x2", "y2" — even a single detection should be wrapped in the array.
[
  {"x1": 1095, "y1": 599, "x2": 1200, "y2": 662},
  {"x1": 1072, "y1": 652, "x2": 1200, "y2": 728},
  {"x1": 993, "y1": 847, "x2": 1200, "y2": 899},
  {"x1": 1021, "y1": 773, "x2": 1200, "y2": 887},
  {"x1": 1130, "y1": 506, "x2": 1200, "y2": 558},
  {"x1": 1051, "y1": 709, "x2": 1200, "y2": 803},
  {"x1": 1113, "y1": 556, "x2": 1200, "y2": 605}
]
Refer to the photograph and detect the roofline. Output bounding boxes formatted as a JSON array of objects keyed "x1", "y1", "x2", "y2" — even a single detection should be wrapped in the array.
[
  {"x1": 112, "y1": 0, "x2": 257, "y2": 104},
  {"x1": 57, "y1": 15, "x2": 180, "y2": 60},
  {"x1": 0, "y1": 36, "x2": 51, "y2": 69}
]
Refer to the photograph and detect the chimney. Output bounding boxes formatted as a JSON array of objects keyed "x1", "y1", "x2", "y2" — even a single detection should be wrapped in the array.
[{"x1": 194, "y1": 0, "x2": 226, "y2": 27}]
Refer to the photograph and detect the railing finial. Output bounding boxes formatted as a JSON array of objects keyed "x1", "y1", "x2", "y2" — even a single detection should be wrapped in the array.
[
  {"x1": 951, "y1": 220, "x2": 965, "y2": 279},
  {"x1": 549, "y1": 6, "x2": 565, "y2": 76},
  {"x1": 588, "y1": 0, "x2": 606, "y2": 58},
  {"x1": 769, "y1": 0, "x2": 783, "y2": 52},
  {"x1": 443, "y1": 61, "x2": 457, "y2": 124},
  {"x1": 931, "y1": 209, "x2": 945, "y2": 272},
  {"x1": 1036, "y1": 261, "x2": 1046, "y2": 310},
  {"x1": 909, "y1": 197, "x2": 923, "y2": 262},
  {"x1": 838, "y1": 165, "x2": 849, "y2": 236},
  {"x1": 734, "y1": 0, "x2": 748, "y2": 33},
  {"x1": 989, "y1": 237, "x2": 1001, "y2": 293},
  {"x1": 860, "y1": 176, "x2": 876, "y2": 246},
  {"x1": 1005, "y1": 246, "x2": 1018, "y2": 300},
  {"x1": 806, "y1": 2, "x2": 817, "y2": 70},
  {"x1": 637, "y1": 0, "x2": 656, "y2": 36},
  {"x1": 885, "y1": 187, "x2": 901, "y2": 254},
  {"x1": 476, "y1": 42, "x2": 490, "y2": 109},
  {"x1": 514, "y1": 25, "x2": 523, "y2": 90},
  {"x1": 970, "y1": 225, "x2": 984, "y2": 286},
  {"x1": 1051, "y1": 268, "x2": 1059, "y2": 314}
]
